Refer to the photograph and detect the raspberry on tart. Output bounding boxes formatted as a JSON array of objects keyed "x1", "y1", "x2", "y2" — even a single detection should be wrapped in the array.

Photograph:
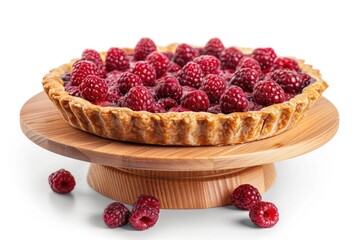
[
  {"x1": 219, "y1": 47, "x2": 244, "y2": 69},
  {"x1": 177, "y1": 62, "x2": 204, "y2": 89},
  {"x1": 43, "y1": 38, "x2": 328, "y2": 146},
  {"x1": 71, "y1": 60, "x2": 100, "y2": 86},
  {"x1": 181, "y1": 90, "x2": 210, "y2": 112},
  {"x1": 153, "y1": 98, "x2": 178, "y2": 112},
  {"x1": 253, "y1": 80, "x2": 285, "y2": 107},
  {"x1": 237, "y1": 56, "x2": 262, "y2": 73},
  {"x1": 146, "y1": 51, "x2": 170, "y2": 77},
  {"x1": 121, "y1": 85, "x2": 155, "y2": 111},
  {"x1": 174, "y1": 43, "x2": 200, "y2": 67},
  {"x1": 81, "y1": 49, "x2": 106, "y2": 76},
  {"x1": 251, "y1": 47, "x2": 277, "y2": 72},
  {"x1": 204, "y1": 38, "x2": 225, "y2": 58},
  {"x1": 155, "y1": 75, "x2": 183, "y2": 102},
  {"x1": 105, "y1": 47, "x2": 130, "y2": 72},
  {"x1": 132, "y1": 61, "x2": 157, "y2": 86},
  {"x1": 79, "y1": 75, "x2": 108, "y2": 102},
  {"x1": 118, "y1": 72, "x2": 143, "y2": 95},
  {"x1": 220, "y1": 86, "x2": 249, "y2": 113},
  {"x1": 199, "y1": 74, "x2": 227, "y2": 103},
  {"x1": 273, "y1": 57, "x2": 300, "y2": 72},
  {"x1": 270, "y1": 69, "x2": 303, "y2": 93},
  {"x1": 134, "y1": 37, "x2": 157, "y2": 61},
  {"x1": 229, "y1": 67, "x2": 260, "y2": 92},
  {"x1": 193, "y1": 55, "x2": 221, "y2": 75},
  {"x1": 167, "y1": 61, "x2": 181, "y2": 72}
]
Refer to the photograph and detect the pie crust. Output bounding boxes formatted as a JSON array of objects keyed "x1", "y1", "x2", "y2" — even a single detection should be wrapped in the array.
[{"x1": 42, "y1": 45, "x2": 328, "y2": 146}]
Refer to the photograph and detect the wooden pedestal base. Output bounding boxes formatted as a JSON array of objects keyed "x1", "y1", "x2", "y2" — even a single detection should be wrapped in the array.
[
  {"x1": 87, "y1": 163, "x2": 276, "y2": 209},
  {"x1": 20, "y1": 93, "x2": 339, "y2": 209}
]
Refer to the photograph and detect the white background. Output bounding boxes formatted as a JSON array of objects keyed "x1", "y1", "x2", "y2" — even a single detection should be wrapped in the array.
[{"x1": 1, "y1": 0, "x2": 359, "y2": 239}]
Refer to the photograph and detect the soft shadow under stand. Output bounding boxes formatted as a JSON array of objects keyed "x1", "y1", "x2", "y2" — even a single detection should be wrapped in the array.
[{"x1": 20, "y1": 92, "x2": 339, "y2": 209}]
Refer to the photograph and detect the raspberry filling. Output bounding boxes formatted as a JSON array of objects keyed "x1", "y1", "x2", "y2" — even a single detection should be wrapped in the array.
[{"x1": 62, "y1": 38, "x2": 315, "y2": 114}]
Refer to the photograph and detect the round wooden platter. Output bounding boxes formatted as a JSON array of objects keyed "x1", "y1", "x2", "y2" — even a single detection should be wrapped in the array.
[{"x1": 20, "y1": 92, "x2": 339, "y2": 209}]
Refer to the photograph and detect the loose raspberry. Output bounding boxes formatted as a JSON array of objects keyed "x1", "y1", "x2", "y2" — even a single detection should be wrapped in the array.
[
  {"x1": 155, "y1": 75, "x2": 183, "y2": 102},
  {"x1": 193, "y1": 55, "x2": 220, "y2": 75},
  {"x1": 82, "y1": 49, "x2": 102, "y2": 65},
  {"x1": 129, "y1": 205, "x2": 159, "y2": 230},
  {"x1": 48, "y1": 169, "x2": 76, "y2": 194},
  {"x1": 252, "y1": 48, "x2": 277, "y2": 71},
  {"x1": 132, "y1": 61, "x2": 157, "y2": 86},
  {"x1": 220, "y1": 86, "x2": 249, "y2": 113},
  {"x1": 199, "y1": 74, "x2": 227, "y2": 103},
  {"x1": 71, "y1": 60, "x2": 100, "y2": 86},
  {"x1": 249, "y1": 201, "x2": 279, "y2": 228},
  {"x1": 273, "y1": 57, "x2": 300, "y2": 72},
  {"x1": 253, "y1": 80, "x2": 285, "y2": 106},
  {"x1": 237, "y1": 56, "x2": 262, "y2": 73},
  {"x1": 79, "y1": 75, "x2": 108, "y2": 102},
  {"x1": 133, "y1": 194, "x2": 161, "y2": 214},
  {"x1": 231, "y1": 184, "x2": 262, "y2": 210},
  {"x1": 204, "y1": 38, "x2": 225, "y2": 58},
  {"x1": 181, "y1": 90, "x2": 210, "y2": 112},
  {"x1": 173, "y1": 43, "x2": 200, "y2": 67},
  {"x1": 103, "y1": 202, "x2": 130, "y2": 228},
  {"x1": 177, "y1": 62, "x2": 204, "y2": 89},
  {"x1": 118, "y1": 72, "x2": 143, "y2": 95},
  {"x1": 81, "y1": 49, "x2": 106, "y2": 76},
  {"x1": 134, "y1": 37, "x2": 157, "y2": 60},
  {"x1": 270, "y1": 69, "x2": 302, "y2": 93},
  {"x1": 219, "y1": 47, "x2": 243, "y2": 69},
  {"x1": 229, "y1": 68, "x2": 260, "y2": 92},
  {"x1": 146, "y1": 51, "x2": 170, "y2": 77},
  {"x1": 122, "y1": 85, "x2": 155, "y2": 111},
  {"x1": 105, "y1": 47, "x2": 130, "y2": 72}
]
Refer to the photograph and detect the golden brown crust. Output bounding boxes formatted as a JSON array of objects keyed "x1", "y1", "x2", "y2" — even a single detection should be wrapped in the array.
[{"x1": 42, "y1": 45, "x2": 328, "y2": 146}]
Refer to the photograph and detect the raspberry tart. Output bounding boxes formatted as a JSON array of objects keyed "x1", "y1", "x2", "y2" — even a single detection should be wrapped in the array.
[{"x1": 42, "y1": 38, "x2": 328, "y2": 146}]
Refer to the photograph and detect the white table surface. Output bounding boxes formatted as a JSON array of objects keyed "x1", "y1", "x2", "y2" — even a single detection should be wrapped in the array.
[{"x1": 2, "y1": 0, "x2": 359, "y2": 239}]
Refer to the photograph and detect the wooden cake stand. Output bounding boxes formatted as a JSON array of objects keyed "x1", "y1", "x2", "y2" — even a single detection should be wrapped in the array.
[{"x1": 20, "y1": 93, "x2": 339, "y2": 209}]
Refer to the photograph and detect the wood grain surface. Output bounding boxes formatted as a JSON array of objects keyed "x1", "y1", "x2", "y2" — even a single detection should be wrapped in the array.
[
  {"x1": 20, "y1": 93, "x2": 338, "y2": 208},
  {"x1": 20, "y1": 92, "x2": 339, "y2": 171},
  {"x1": 87, "y1": 164, "x2": 276, "y2": 209}
]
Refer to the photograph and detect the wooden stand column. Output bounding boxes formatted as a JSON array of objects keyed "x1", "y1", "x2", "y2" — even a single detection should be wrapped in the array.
[{"x1": 87, "y1": 164, "x2": 276, "y2": 209}]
